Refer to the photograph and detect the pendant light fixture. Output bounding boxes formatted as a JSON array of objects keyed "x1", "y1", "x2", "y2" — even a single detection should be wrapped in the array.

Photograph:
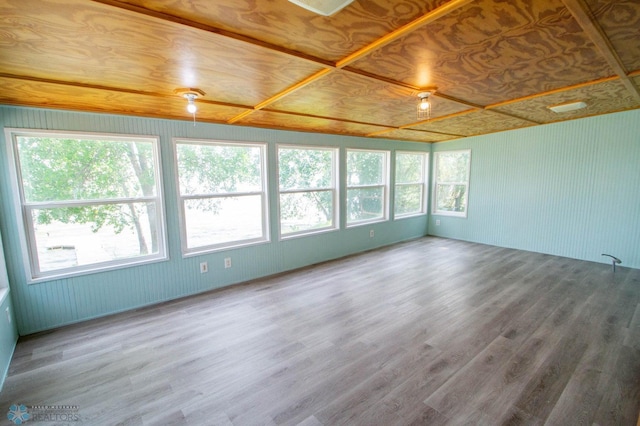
[
  {"x1": 416, "y1": 89, "x2": 436, "y2": 121},
  {"x1": 174, "y1": 88, "x2": 205, "y2": 125}
]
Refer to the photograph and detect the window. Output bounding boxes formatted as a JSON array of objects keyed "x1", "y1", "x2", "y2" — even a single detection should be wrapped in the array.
[
  {"x1": 175, "y1": 139, "x2": 268, "y2": 254},
  {"x1": 346, "y1": 149, "x2": 390, "y2": 225},
  {"x1": 395, "y1": 151, "x2": 429, "y2": 218},
  {"x1": 433, "y1": 149, "x2": 471, "y2": 217},
  {"x1": 6, "y1": 129, "x2": 167, "y2": 281},
  {"x1": 278, "y1": 145, "x2": 338, "y2": 237}
]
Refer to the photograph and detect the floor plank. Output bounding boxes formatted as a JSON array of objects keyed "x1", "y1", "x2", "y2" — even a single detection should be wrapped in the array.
[{"x1": 1, "y1": 237, "x2": 639, "y2": 425}]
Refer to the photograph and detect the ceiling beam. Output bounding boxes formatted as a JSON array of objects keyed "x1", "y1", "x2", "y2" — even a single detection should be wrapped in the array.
[
  {"x1": 486, "y1": 76, "x2": 619, "y2": 109},
  {"x1": 367, "y1": 110, "x2": 476, "y2": 137},
  {"x1": 261, "y1": 108, "x2": 395, "y2": 130},
  {"x1": 0, "y1": 72, "x2": 251, "y2": 109},
  {"x1": 561, "y1": 0, "x2": 640, "y2": 102},
  {"x1": 341, "y1": 67, "x2": 420, "y2": 92},
  {"x1": 366, "y1": 126, "x2": 465, "y2": 139},
  {"x1": 228, "y1": 69, "x2": 334, "y2": 123},
  {"x1": 335, "y1": 0, "x2": 475, "y2": 68},
  {"x1": 400, "y1": 109, "x2": 478, "y2": 129},
  {"x1": 90, "y1": 0, "x2": 334, "y2": 68}
]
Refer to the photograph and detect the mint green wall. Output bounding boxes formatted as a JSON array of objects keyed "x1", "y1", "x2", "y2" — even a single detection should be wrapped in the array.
[
  {"x1": 430, "y1": 109, "x2": 640, "y2": 270},
  {"x1": 0, "y1": 106, "x2": 429, "y2": 335},
  {"x1": 0, "y1": 292, "x2": 18, "y2": 392},
  {"x1": 3, "y1": 105, "x2": 638, "y2": 337},
  {"x1": 0, "y1": 225, "x2": 18, "y2": 391}
]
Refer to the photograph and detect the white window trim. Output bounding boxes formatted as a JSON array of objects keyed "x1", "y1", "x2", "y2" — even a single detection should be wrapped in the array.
[
  {"x1": 0, "y1": 228, "x2": 9, "y2": 304},
  {"x1": 394, "y1": 151, "x2": 429, "y2": 219},
  {"x1": 174, "y1": 138, "x2": 269, "y2": 256},
  {"x1": 432, "y1": 149, "x2": 471, "y2": 218},
  {"x1": 277, "y1": 144, "x2": 339, "y2": 239},
  {"x1": 5, "y1": 128, "x2": 168, "y2": 283},
  {"x1": 346, "y1": 148, "x2": 390, "y2": 227}
]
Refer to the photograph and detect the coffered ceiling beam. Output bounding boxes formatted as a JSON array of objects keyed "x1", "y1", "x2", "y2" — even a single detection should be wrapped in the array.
[
  {"x1": 0, "y1": 72, "x2": 251, "y2": 110},
  {"x1": 90, "y1": 0, "x2": 334, "y2": 68},
  {"x1": 562, "y1": 0, "x2": 640, "y2": 102},
  {"x1": 335, "y1": 0, "x2": 474, "y2": 69},
  {"x1": 228, "y1": 68, "x2": 334, "y2": 123},
  {"x1": 367, "y1": 110, "x2": 475, "y2": 138},
  {"x1": 487, "y1": 76, "x2": 618, "y2": 109}
]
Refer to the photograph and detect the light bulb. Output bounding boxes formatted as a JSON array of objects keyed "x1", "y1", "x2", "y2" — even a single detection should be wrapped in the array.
[
  {"x1": 187, "y1": 101, "x2": 197, "y2": 114},
  {"x1": 419, "y1": 98, "x2": 430, "y2": 110}
]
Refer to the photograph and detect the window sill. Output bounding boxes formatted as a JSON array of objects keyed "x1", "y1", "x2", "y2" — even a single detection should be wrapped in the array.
[{"x1": 27, "y1": 254, "x2": 169, "y2": 284}]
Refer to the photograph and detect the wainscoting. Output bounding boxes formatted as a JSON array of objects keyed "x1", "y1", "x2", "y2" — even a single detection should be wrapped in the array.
[{"x1": 1, "y1": 237, "x2": 639, "y2": 425}]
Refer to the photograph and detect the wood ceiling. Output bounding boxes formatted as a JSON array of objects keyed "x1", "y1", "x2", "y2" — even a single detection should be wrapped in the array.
[{"x1": 1, "y1": 0, "x2": 639, "y2": 142}]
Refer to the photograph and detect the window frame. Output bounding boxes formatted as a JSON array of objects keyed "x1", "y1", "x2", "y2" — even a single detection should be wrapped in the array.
[
  {"x1": 346, "y1": 148, "x2": 391, "y2": 227},
  {"x1": 5, "y1": 128, "x2": 168, "y2": 283},
  {"x1": 432, "y1": 149, "x2": 472, "y2": 218},
  {"x1": 0, "y1": 228, "x2": 9, "y2": 304},
  {"x1": 174, "y1": 138, "x2": 269, "y2": 256},
  {"x1": 276, "y1": 144, "x2": 339, "y2": 239},
  {"x1": 394, "y1": 151, "x2": 429, "y2": 219}
]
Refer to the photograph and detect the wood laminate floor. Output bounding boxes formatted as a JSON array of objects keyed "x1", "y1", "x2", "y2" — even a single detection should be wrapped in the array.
[{"x1": 2, "y1": 237, "x2": 640, "y2": 425}]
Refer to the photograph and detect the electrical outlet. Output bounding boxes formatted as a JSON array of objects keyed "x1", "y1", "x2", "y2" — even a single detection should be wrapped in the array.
[
  {"x1": 224, "y1": 257, "x2": 232, "y2": 269},
  {"x1": 369, "y1": 229, "x2": 374, "y2": 238},
  {"x1": 200, "y1": 262, "x2": 208, "y2": 273},
  {"x1": 5, "y1": 307, "x2": 10, "y2": 324},
  {"x1": 435, "y1": 219, "x2": 441, "y2": 226}
]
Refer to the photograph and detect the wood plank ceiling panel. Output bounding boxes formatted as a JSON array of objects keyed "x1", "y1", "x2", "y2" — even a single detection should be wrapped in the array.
[
  {"x1": 410, "y1": 109, "x2": 535, "y2": 136},
  {"x1": 491, "y1": 79, "x2": 640, "y2": 124},
  {"x1": 111, "y1": 0, "x2": 451, "y2": 62},
  {"x1": 267, "y1": 70, "x2": 470, "y2": 128},
  {"x1": 584, "y1": 0, "x2": 640, "y2": 72},
  {"x1": 0, "y1": 77, "x2": 248, "y2": 122},
  {"x1": 348, "y1": 0, "x2": 615, "y2": 106},
  {"x1": 236, "y1": 110, "x2": 391, "y2": 137},
  {"x1": 370, "y1": 129, "x2": 459, "y2": 143},
  {"x1": 0, "y1": 0, "x2": 325, "y2": 106}
]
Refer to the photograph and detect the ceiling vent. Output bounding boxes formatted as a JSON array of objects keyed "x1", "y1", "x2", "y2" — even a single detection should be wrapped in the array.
[
  {"x1": 288, "y1": 0, "x2": 355, "y2": 16},
  {"x1": 547, "y1": 101, "x2": 587, "y2": 113}
]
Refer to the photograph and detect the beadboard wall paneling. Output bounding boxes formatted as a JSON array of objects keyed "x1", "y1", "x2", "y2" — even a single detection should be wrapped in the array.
[
  {"x1": 0, "y1": 292, "x2": 17, "y2": 392},
  {"x1": 0, "y1": 106, "x2": 429, "y2": 335},
  {"x1": 0, "y1": 226, "x2": 18, "y2": 392},
  {"x1": 429, "y1": 109, "x2": 640, "y2": 270}
]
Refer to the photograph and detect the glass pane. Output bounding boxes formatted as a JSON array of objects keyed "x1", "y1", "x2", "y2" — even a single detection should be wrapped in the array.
[
  {"x1": 396, "y1": 153, "x2": 424, "y2": 184},
  {"x1": 177, "y1": 143, "x2": 262, "y2": 195},
  {"x1": 347, "y1": 151, "x2": 385, "y2": 186},
  {"x1": 184, "y1": 196, "x2": 264, "y2": 248},
  {"x1": 347, "y1": 187, "x2": 384, "y2": 223},
  {"x1": 279, "y1": 148, "x2": 333, "y2": 190},
  {"x1": 435, "y1": 184, "x2": 467, "y2": 213},
  {"x1": 280, "y1": 191, "x2": 334, "y2": 235},
  {"x1": 436, "y1": 151, "x2": 470, "y2": 183},
  {"x1": 16, "y1": 137, "x2": 156, "y2": 202},
  {"x1": 395, "y1": 184, "x2": 423, "y2": 215},
  {"x1": 33, "y1": 202, "x2": 159, "y2": 272}
]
